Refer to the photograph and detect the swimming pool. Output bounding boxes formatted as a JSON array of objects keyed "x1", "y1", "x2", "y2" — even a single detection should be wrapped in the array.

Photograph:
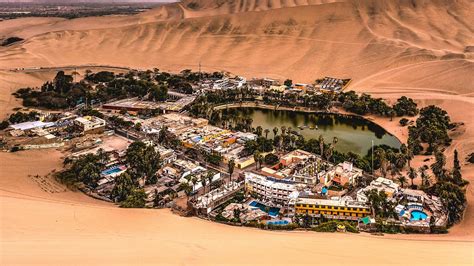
[
  {"x1": 249, "y1": 201, "x2": 280, "y2": 216},
  {"x1": 267, "y1": 220, "x2": 289, "y2": 225},
  {"x1": 101, "y1": 165, "x2": 126, "y2": 176},
  {"x1": 410, "y1": 210, "x2": 428, "y2": 221}
]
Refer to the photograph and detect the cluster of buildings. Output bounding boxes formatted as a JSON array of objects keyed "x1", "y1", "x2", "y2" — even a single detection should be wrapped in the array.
[
  {"x1": 2, "y1": 112, "x2": 106, "y2": 151},
  {"x1": 102, "y1": 93, "x2": 196, "y2": 115},
  {"x1": 314, "y1": 77, "x2": 352, "y2": 93},
  {"x1": 142, "y1": 113, "x2": 258, "y2": 168},
  {"x1": 246, "y1": 76, "x2": 351, "y2": 95},
  {"x1": 241, "y1": 149, "x2": 367, "y2": 221},
  {"x1": 197, "y1": 75, "x2": 350, "y2": 97}
]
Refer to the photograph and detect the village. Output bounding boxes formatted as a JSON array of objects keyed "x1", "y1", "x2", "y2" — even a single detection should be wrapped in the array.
[{"x1": 0, "y1": 69, "x2": 452, "y2": 234}]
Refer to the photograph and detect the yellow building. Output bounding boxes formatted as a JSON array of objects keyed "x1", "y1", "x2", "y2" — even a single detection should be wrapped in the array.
[{"x1": 294, "y1": 198, "x2": 371, "y2": 221}]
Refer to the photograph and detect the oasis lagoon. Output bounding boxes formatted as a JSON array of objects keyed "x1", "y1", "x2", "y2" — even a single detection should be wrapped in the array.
[{"x1": 217, "y1": 107, "x2": 401, "y2": 155}]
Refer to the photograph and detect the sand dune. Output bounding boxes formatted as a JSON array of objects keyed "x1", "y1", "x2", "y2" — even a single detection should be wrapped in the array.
[
  {"x1": 0, "y1": 0, "x2": 472, "y2": 82},
  {"x1": 0, "y1": 0, "x2": 473, "y2": 264}
]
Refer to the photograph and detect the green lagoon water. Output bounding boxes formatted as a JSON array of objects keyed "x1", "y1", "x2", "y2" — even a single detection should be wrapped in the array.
[{"x1": 220, "y1": 107, "x2": 401, "y2": 155}]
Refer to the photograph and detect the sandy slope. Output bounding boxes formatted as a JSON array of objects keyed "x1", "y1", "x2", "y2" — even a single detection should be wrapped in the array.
[{"x1": 0, "y1": 0, "x2": 473, "y2": 264}]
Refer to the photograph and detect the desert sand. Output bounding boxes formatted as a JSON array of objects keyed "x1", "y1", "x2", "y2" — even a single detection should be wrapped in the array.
[{"x1": 0, "y1": 0, "x2": 473, "y2": 264}]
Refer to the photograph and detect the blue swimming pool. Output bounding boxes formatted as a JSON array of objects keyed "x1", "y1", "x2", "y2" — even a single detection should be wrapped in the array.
[
  {"x1": 410, "y1": 210, "x2": 428, "y2": 221},
  {"x1": 249, "y1": 201, "x2": 280, "y2": 216},
  {"x1": 267, "y1": 220, "x2": 289, "y2": 225},
  {"x1": 101, "y1": 165, "x2": 126, "y2": 176}
]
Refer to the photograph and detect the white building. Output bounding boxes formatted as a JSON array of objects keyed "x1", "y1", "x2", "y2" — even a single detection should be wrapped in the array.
[
  {"x1": 357, "y1": 177, "x2": 400, "y2": 202},
  {"x1": 244, "y1": 172, "x2": 300, "y2": 208},
  {"x1": 155, "y1": 144, "x2": 177, "y2": 165},
  {"x1": 74, "y1": 116, "x2": 106, "y2": 134}
]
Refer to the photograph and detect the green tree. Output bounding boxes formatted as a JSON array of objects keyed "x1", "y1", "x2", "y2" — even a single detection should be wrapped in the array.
[
  {"x1": 111, "y1": 172, "x2": 135, "y2": 202},
  {"x1": 254, "y1": 150, "x2": 262, "y2": 170},
  {"x1": 264, "y1": 128, "x2": 270, "y2": 139},
  {"x1": 149, "y1": 83, "x2": 168, "y2": 101},
  {"x1": 255, "y1": 126, "x2": 263, "y2": 137},
  {"x1": 53, "y1": 71, "x2": 73, "y2": 95},
  {"x1": 397, "y1": 175, "x2": 407, "y2": 188},
  {"x1": 77, "y1": 162, "x2": 101, "y2": 187},
  {"x1": 272, "y1": 127, "x2": 279, "y2": 138},
  {"x1": 393, "y1": 96, "x2": 418, "y2": 116},
  {"x1": 201, "y1": 178, "x2": 207, "y2": 194},
  {"x1": 419, "y1": 166, "x2": 430, "y2": 188},
  {"x1": 431, "y1": 150, "x2": 447, "y2": 182},
  {"x1": 318, "y1": 135, "x2": 324, "y2": 158},
  {"x1": 408, "y1": 167, "x2": 417, "y2": 188},
  {"x1": 284, "y1": 79, "x2": 292, "y2": 87},
  {"x1": 228, "y1": 158, "x2": 235, "y2": 182},
  {"x1": 126, "y1": 141, "x2": 161, "y2": 182},
  {"x1": 429, "y1": 182, "x2": 466, "y2": 226},
  {"x1": 452, "y1": 150, "x2": 464, "y2": 186},
  {"x1": 120, "y1": 188, "x2": 147, "y2": 208}
]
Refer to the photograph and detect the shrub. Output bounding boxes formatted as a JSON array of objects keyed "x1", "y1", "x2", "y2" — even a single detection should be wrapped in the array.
[
  {"x1": 0, "y1": 120, "x2": 9, "y2": 130},
  {"x1": 313, "y1": 221, "x2": 358, "y2": 233},
  {"x1": 399, "y1": 118, "x2": 409, "y2": 126},
  {"x1": 264, "y1": 153, "x2": 279, "y2": 165}
]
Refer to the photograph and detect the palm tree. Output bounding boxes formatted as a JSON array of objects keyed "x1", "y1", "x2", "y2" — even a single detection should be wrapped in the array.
[
  {"x1": 290, "y1": 135, "x2": 297, "y2": 149},
  {"x1": 71, "y1": 70, "x2": 80, "y2": 83},
  {"x1": 207, "y1": 171, "x2": 214, "y2": 190},
  {"x1": 255, "y1": 126, "x2": 263, "y2": 137},
  {"x1": 331, "y1": 137, "x2": 338, "y2": 163},
  {"x1": 264, "y1": 128, "x2": 270, "y2": 139},
  {"x1": 374, "y1": 148, "x2": 386, "y2": 177},
  {"x1": 318, "y1": 135, "x2": 324, "y2": 158},
  {"x1": 180, "y1": 183, "x2": 193, "y2": 204},
  {"x1": 254, "y1": 151, "x2": 261, "y2": 170},
  {"x1": 273, "y1": 127, "x2": 279, "y2": 138},
  {"x1": 419, "y1": 166, "x2": 430, "y2": 188},
  {"x1": 201, "y1": 178, "x2": 207, "y2": 194},
  {"x1": 397, "y1": 175, "x2": 407, "y2": 188},
  {"x1": 281, "y1": 126, "x2": 286, "y2": 136},
  {"x1": 191, "y1": 177, "x2": 198, "y2": 195},
  {"x1": 408, "y1": 167, "x2": 417, "y2": 188},
  {"x1": 228, "y1": 158, "x2": 235, "y2": 182}
]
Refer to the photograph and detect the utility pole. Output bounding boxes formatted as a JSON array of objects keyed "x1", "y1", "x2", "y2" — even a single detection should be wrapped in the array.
[{"x1": 371, "y1": 140, "x2": 374, "y2": 176}]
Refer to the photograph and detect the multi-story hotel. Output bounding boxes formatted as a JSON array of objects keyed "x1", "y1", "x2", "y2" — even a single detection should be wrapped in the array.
[
  {"x1": 244, "y1": 172, "x2": 300, "y2": 208},
  {"x1": 292, "y1": 197, "x2": 371, "y2": 221}
]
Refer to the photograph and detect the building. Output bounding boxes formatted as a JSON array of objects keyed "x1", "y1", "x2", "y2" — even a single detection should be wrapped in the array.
[
  {"x1": 74, "y1": 116, "x2": 106, "y2": 134},
  {"x1": 328, "y1": 161, "x2": 363, "y2": 186},
  {"x1": 258, "y1": 150, "x2": 332, "y2": 185},
  {"x1": 357, "y1": 177, "x2": 400, "y2": 202},
  {"x1": 293, "y1": 197, "x2": 371, "y2": 220},
  {"x1": 102, "y1": 96, "x2": 196, "y2": 114},
  {"x1": 244, "y1": 172, "x2": 299, "y2": 208},
  {"x1": 315, "y1": 77, "x2": 351, "y2": 93},
  {"x1": 402, "y1": 188, "x2": 426, "y2": 203},
  {"x1": 280, "y1": 149, "x2": 313, "y2": 166},
  {"x1": 9, "y1": 120, "x2": 55, "y2": 132},
  {"x1": 155, "y1": 144, "x2": 177, "y2": 165}
]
